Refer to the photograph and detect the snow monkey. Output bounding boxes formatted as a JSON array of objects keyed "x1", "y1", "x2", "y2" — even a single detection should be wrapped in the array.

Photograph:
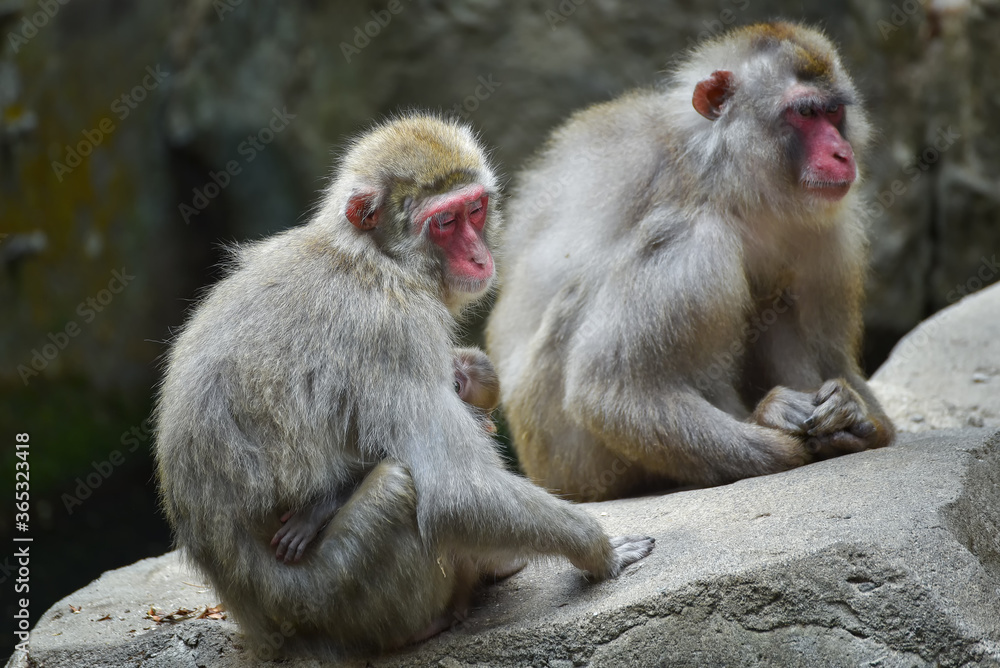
[
  {"x1": 453, "y1": 346, "x2": 501, "y2": 432},
  {"x1": 154, "y1": 113, "x2": 654, "y2": 657},
  {"x1": 270, "y1": 346, "x2": 502, "y2": 565},
  {"x1": 487, "y1": 22, "x2": 895, "y2": 502}
]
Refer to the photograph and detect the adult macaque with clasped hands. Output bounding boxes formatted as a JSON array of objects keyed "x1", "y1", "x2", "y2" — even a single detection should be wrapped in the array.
[
  {"x1": 155, "y1": 113, "x2": 653, "y2": 658},
  {"x1": 487, "y1": 22, "x2": 895, "y2": 502}
]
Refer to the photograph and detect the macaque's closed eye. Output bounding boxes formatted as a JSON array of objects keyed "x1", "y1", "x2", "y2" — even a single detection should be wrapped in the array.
[
  {"x1": 468, "y1": 197, "x2": 487, "y2": 227},
  {"x1": 433, "y1": 213, "x2": 456, "y2": 231}
]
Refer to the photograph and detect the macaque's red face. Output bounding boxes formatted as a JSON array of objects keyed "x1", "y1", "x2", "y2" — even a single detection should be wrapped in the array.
[
  {"x1": 345, "y1": 181, "x2": 495, "y2": 297},
  {"x1": 783, "y1": 95, "x2": 856, "y2": 201},
  {"x1": 413, "y1": 183, "x2": 495, "y2": 292},
  {"x1": 692, "y1": 72, "x2": 858, "y2": 204}
]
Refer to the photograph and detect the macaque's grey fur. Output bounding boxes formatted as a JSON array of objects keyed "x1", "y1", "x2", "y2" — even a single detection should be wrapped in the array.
[
  {"x1": 155, "y1": 113, "x2": 653, "y2": 657},
  {"x1": 487, "y1": 23, "x2": 894, "y2": 502}
]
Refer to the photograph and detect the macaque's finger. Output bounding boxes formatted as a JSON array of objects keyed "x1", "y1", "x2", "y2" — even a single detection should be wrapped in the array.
[
  {"x1": 752, "y1": 386, "x2": 815, "y2": 434},
  {"x1": 806, "y1": 379, "x2": 866, "y2": 436}
]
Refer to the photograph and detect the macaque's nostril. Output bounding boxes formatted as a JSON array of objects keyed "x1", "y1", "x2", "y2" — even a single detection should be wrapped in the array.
[{"x1": 833, "y1": 142, "x2": 853, "y2": 163}]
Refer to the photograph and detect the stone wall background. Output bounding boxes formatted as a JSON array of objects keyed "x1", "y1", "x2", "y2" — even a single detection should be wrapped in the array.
[{"x1": 1, "y1": 0, "x2": 998, "y2": 657}]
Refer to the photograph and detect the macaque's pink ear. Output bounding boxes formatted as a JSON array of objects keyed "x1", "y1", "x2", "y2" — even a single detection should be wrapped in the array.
[
  {"x1": 345, "y1": 191, "x2": 380, "y2": 230},
  {"x1": 692, "y1": 70, "x2": 735, "y2": 121}
]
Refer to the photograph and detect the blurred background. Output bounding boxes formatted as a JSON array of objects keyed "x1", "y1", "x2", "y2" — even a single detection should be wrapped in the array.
[{"x1": 1, "y1": 0, "x2": 998, "y2": 658}]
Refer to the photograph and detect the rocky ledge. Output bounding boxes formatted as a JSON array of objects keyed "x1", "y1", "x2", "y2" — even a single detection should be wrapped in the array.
[{"x1": 8, "y1": 289, "x2": 1000, "y2": 668}]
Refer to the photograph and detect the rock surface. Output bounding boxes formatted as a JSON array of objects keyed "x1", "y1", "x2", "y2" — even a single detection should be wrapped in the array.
[
  {"x1": 4, "y1": 3, "x2": 999, "y2": 638},
  {"x1": 9, "y1": 264, "x2": 1000, "y2": 667},
  {"x1": 872, "y1": 282, "x2": 1000, "y2": 433},
  {"x1": 8, "y1": 429, "x2": 1000, "y2": 668}
]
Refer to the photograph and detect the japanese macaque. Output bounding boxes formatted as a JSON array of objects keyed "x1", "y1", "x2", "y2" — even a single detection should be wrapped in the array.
[
  {"x1": 454, "y1": 346, "x2": 501, "y2": 432},
  {"x1": 154, "y1": 113, "x2": 653, "y2": 657},
  {"x1": 486, "y1": 22, "x2": 895, "y2": 502},
  {"x1": 271, "y1": 346, "x2": 502, "y2": 565}
]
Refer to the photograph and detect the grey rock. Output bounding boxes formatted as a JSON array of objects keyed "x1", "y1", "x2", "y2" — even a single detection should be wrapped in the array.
[
  {"x1": 8, "y1": 430, "x2": 1000, "y2": 667},
  {"x1": 872, "y1": 282, "x2": 1000, "y2": 433}
]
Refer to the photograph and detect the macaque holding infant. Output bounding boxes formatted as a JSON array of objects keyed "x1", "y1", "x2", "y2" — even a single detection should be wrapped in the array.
[
  {"x1": 271, "y1": 346, "x2": 502, "y2": 564},
  {"x1": 155, "y1": 113, "x2": 652, "y2": 658},
  {"x1": 155, "y1": 19, "x2": 893, "y2": 661}
]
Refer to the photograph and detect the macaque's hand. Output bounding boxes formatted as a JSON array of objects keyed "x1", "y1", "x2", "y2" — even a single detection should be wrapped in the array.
[
  {"x1": 481, "y1": 416, "x2": 497, "y2": 434},
  {"x1": 271, "y1": 496, "x2": 343, "y2": 564},
  {"x1": 802, "y1": 378, "x2": 878, "y2": 457},
  {"x1": 751, "y1": 386, "x2": 815, "y2": 434},
  {"x1": 579, "y1": 535, "x2": 655, "y2": 580}
]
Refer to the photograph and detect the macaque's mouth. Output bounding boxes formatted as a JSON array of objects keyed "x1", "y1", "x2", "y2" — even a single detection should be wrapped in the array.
[
  {"x1": 802, "y1": 181, "x2": 852, "y2": 201},
  {"x1": 448, "y1": 275, "x2": 494, "y2": 295}
]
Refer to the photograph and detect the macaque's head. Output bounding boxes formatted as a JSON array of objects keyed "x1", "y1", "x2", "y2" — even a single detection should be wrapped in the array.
[
  {"x1": 685, "y1": 22, "x2": 871, "y2": 212},
  {"x1": 337, "y1": 115, "x2": 501, "y2": 311},
  {"x1": 453, "y1": 348, "x2": 500, "y2": 413}
]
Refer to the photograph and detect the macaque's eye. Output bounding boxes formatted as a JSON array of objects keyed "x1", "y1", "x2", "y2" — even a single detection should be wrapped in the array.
[
  {"x1": 468, "y1": 197, "x2": 487, "y2": 226},
  {"x1": 825, "y1": 103, "x2": 841, "y2": 115},
  {"x1": 796, "y1": 104, "x2": 816, "y2": 118},
  {"x1": 433, "y1": 214, "x2": 456, "y2": 231},
  {"x1": 453, "y1": 380, "x2": 462, "y2": 394}
]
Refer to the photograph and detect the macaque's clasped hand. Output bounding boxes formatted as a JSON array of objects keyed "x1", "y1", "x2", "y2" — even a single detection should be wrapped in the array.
[
  {"x1": 752, "y1": 386, "x2": 815, "y2": 434},
  {"x1": 802, "y1": 379, "x2": 879, "y2": 458}
]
